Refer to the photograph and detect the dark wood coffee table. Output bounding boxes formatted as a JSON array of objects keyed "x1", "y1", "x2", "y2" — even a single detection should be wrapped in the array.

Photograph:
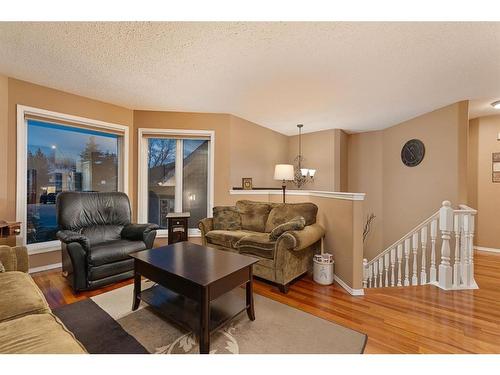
[{"x1": 129, "y1": 242, "x2": 259, "y2": 354}]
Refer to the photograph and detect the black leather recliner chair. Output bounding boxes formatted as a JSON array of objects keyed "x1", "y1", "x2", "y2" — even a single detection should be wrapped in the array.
[{"x1": 56, "y1": 191, "x2": 158, "y2": 292}]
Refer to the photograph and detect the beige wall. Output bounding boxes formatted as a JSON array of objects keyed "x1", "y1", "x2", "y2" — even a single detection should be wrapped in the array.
[
  {"x1": 348, "y1": 101, "x2": 469, "y2": 260},
  {"x1": 229, "y1": 115, "x2": 289, "y2": 189},
  {"x1": 288, "y1": 129, "x2": 336, "y2": 191},
  {"x1": 347, "y1": 130, "x2": 384, "y2": 258},
  {"x1": 0, "y1": 75, "x2": 8, "y2": 219},
  {"x1": 468, "y1": 115, "x2": 500, "y2": 249}
]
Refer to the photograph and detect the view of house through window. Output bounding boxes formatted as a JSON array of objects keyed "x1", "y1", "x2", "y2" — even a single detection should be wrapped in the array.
[
  {"x1": 26, "y1": 120, "x2": 120, "y2": 244},
  {"x1": 147, "y1": 138, "x2": 209, "y2": 229}
]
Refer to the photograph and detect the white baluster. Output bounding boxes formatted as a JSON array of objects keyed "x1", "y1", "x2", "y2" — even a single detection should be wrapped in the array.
[
  {"x1": 438, "y1": 201, "x2": 453, "y2": 290},
  {"x1": 412, "y1": 232, "x2": 419, "y2": 285},
  {"x1": 404, "y1": 238, "x2": 411, "y2": 286},
  {"x1": 469, "y1": 214, "x2": 476, "y2": 287},
  {"x1": 420, "y1": 226, "x2": 428, "y2": 284},
  {"x1": 368, "y1": 264, "x2": 373, "y2": 288},
  {"x1": 430, "y1": 218, "x2": 438, "y2": 283},
  {"x1": 463, "y1": 214, "x2": 472, "y2": 287},
  {"x1": 378, "y1": 258, "x2": 384, "y2": 287},
  {"x1": 390, "y1": 248, "x2": 396, "y2": 287},
  {"x1": 453, "y1": 213, "x2": 461, "y2": 288},
  {"x1": 373, "y1": 261, "x2": 379, "y2": 288},
  {"x1": 397, "y1": 244, "x2": 403, "y2": 287},
  {"x1": 384, "y1": 253, "x2": 390, "y2": 287},
  {"x1": 363, "y1": 258, "x2": 368, "y2": 288}
]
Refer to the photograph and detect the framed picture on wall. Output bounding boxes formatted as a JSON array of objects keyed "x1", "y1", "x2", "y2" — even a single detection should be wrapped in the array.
[
  {"x1": 492, "y1": 153, "x2": 500, "y2": 182},
  {"x1": 242, "y1": 177, "x2": 253, "y2": 190}
]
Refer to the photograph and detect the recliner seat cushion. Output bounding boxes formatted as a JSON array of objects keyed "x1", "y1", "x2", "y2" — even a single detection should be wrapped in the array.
[
  {"x1": 205, "y1": 230, "x2": 250, "y2": 249},
  {"x1": 236, "y1": 200, "x2": 273, "y2": 232},
  {"x1": 88, "y1": 258, "x2": 134, "y2": 281},
  {"x1": 88, "y1": 239, "x2": 146, "y2": 266},
  {"x1": 236, "y1": 233, "x2": 276, "y2": 260},
  {"x1": 265, "y1": 202, "x2": 318, "y2": 232},
  {"x1": 0, "y1": 272, "x2": 50, "y2": 322}
]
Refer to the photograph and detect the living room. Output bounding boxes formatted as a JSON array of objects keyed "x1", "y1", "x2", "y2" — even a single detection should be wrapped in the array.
[{"x1": 2, "y1": 1, "x2": 500, "y2": 373}]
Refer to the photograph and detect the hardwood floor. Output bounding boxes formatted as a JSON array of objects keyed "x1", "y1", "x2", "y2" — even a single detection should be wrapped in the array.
[{"x1": 32, "y1": 250, "x2": 500, "y2": 354}]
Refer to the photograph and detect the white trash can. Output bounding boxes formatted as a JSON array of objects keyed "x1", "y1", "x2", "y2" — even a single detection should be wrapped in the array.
[{"x1": 313, "y1": 254, "x2": 334, "y2": 285}]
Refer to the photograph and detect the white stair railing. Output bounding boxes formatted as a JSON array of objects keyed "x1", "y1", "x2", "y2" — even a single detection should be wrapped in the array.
[{"x1": 363, "y1": 201, "x2": 478, "y2": 291}]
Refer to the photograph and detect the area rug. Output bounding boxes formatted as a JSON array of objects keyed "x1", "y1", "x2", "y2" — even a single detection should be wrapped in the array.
[{"x1": 55, "y1": 281, "x2": 367, "y2": 354}]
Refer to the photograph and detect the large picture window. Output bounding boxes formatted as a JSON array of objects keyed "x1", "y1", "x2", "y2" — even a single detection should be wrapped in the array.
[
  {"x1": 138, "y1": 129, "x2": 214, "y2": 235},
  {"x1": 17, "y1": 105, "x2": 129, "y2": 252},
  {"x1": 26, "y1": 120, "x2": 121, "y2": 244}
]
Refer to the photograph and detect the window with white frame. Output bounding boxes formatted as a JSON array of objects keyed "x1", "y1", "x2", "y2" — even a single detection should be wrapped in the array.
[
  {"x1": 17, "y1": 106, "x2": 129, "y2": 251},
  {"x1": 138, "y1": 129, "x2": 214, "y2": 234}
]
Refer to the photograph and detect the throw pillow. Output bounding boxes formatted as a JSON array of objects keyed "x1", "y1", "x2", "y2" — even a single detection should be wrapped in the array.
[
  {"x1": 270, "y1": 216, "x2": 306, "y2": 240},
  {"x1": 0, "y1": 260, "x2": 5, "y2": 273},
  {"x1": 213, "y1": 206, "x2": 242, "y2": 231}
]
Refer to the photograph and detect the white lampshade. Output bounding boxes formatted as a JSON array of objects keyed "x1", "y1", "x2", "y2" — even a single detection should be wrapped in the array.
[
  {"x1": 309, "y1": 169, "x2": 316, "y2": 177},
  {"x1": 274, "y1": 164, "x2": 294, "y2": 181},
  {"x1": 300, "y1": 168, "x2": 309, "y2": 177}
]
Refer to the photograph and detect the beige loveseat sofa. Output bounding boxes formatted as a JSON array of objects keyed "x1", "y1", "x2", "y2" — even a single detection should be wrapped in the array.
[
  {"x1": 0, "y1": 245, "x2": 86, "y2": 354},
  {"x1": 199, "y1": 200, "x2": 325, "y2": 293}
]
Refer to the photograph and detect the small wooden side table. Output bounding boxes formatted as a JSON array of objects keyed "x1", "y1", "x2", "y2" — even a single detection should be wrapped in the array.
[
  {"x1": 166, "y1": 212, "x2": 190, "y2": 244},
  {"x1": 0, "y1": 221, "x2": 21, "y2": 247}
]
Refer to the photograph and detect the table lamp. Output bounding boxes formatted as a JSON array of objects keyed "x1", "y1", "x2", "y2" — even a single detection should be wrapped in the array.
[{"x1": 274, "y1": 164, "x2": 295, "y2": 203}]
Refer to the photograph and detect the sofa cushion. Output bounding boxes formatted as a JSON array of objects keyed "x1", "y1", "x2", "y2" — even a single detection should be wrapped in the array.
[
  {"x1": 0, "y1": 313, "x2": 87, "y2": 353},
  {"x1": 236, "y1": 233, "x2": 276, "y2": 260},
  {"x1": 205, "y1": 230, "x2": 250, "y2": 249},
  {"x1": 270, "y1": 216, "x2": 306, "y2": 240},
  {"x1": 89, "y1": 239, "x2": 146, "y2": 267},
  {"x1": 236, "y1": 200, "x2": 273, "y2": 232},
  {"x1": 213, "y1": 206, "x2": 241, "y2": 231},
  {"x1": 0, "y1": 271, "x2": 50, "y2": 322},
  {"x1": 265, "y1": 202, "x2": 318, "y2": 232}
]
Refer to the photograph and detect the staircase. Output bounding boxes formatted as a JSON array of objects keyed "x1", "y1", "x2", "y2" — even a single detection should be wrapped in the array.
[{"x1": 363, "y1": 201, "x2": 478, "y2": 291}]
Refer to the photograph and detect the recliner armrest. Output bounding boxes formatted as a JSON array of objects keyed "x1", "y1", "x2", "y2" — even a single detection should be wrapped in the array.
[
  {"x1": 277, "y1": 223, "x2": 325, "y2": 252},
  {"x1": 56, "y1": 230, "x2": 90, "y2": 252},
  {"x1": 121, "y1": 223, "x2": 159, "y2": 241}
]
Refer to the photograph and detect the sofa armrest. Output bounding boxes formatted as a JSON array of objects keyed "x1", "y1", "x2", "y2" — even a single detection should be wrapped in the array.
[
  {"x1": 198, "y1": 218, "x2": 213, "y2": 246},
  {"x1": 198, "y1": 218, "x2": 213, "y2": 234},
  {"x1": 0, "y1": 245, "x2": 29, "y2": 273},
  {"x1": 56, "y1": 230, "x2": 90, "y2": 252},
  {"x1": 277, "y1": 223, "x2": 325, "y2": 252}
]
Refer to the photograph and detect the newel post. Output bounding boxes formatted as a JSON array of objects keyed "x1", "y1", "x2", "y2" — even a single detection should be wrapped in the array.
[{"x1": 438, "y1": 201, "x2": 454, "y2": 289}]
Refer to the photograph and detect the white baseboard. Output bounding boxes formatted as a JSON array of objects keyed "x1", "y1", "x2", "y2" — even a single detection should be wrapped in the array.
[
  {"x1": 475, "y1": 246, "x2": 500, "y2": 253},
  {"x1": 333, "y1": 274, "x2": 365, "y2": 296},
  {"x1": 29, "y1": 262, "x2": 62, "y2": 274}
]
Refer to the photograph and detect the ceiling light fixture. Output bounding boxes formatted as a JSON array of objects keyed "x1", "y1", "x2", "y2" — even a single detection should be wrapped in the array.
[
  {"x1": 491, "y1": 100, "x2": 500, "y2": 109},
  {"x1": 292, "y1": 124, "x2": 316, "y2": 188}
]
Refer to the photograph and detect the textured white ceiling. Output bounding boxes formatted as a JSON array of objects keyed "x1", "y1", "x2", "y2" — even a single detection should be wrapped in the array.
[{"x1": 1, "y1": 22, "x2": 499, "y2": 135}]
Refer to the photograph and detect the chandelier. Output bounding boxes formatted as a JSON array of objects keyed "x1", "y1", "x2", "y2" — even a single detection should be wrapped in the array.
[{"x1": 292, "y1": 124, "x2": 316, "y2": 188}]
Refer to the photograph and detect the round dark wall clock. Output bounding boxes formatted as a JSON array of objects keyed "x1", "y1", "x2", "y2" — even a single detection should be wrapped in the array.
[{"x1": 401, "y1": 139, "x2": 425, "y2": 167}]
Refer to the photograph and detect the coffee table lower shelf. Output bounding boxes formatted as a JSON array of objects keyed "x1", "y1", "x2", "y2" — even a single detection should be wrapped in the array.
[{"x1": 140, "y1": 284, "x2": 248, "y2": 335}]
